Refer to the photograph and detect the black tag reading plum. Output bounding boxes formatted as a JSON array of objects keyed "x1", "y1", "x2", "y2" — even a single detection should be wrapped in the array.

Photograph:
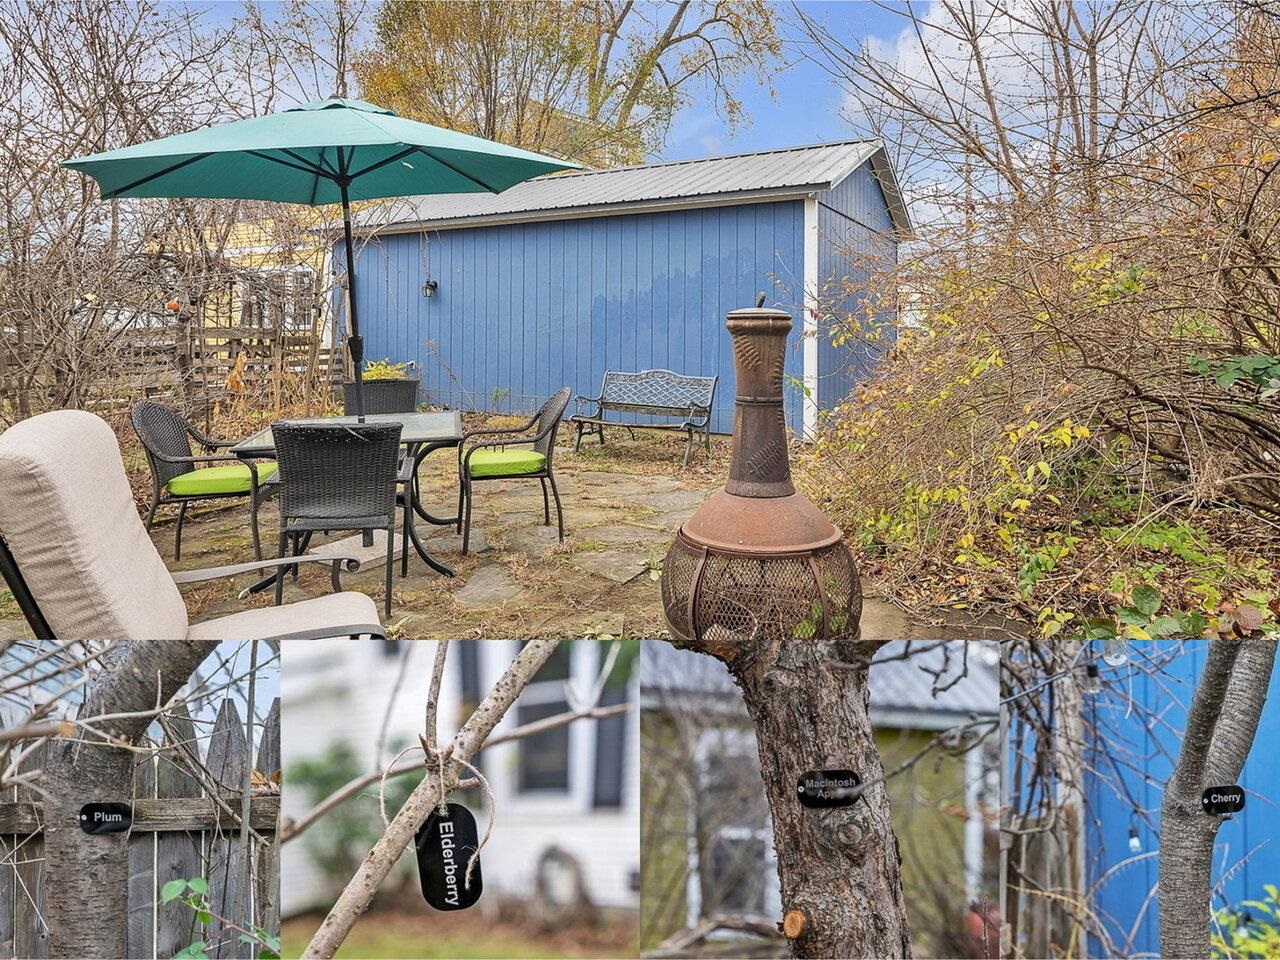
[
  {"x1": 1202, "y1": 785, "x2": 1246, "y2": 815},
  {"x1": 797, "y1": 769, "x2": 863, "y2": 808},
  {"x1": 416, "y1": 802, "x2": 483, "y2": 911},
  {"x1": 78, "y1": 802, "x2": 132, "y2": 834}
]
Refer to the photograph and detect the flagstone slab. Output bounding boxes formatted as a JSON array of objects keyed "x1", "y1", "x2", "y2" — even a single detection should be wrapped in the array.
[
  {"x1": 452, "y1": 564, "x2": 527, "y2": 610},
  {"x1": 641, "y1": 489, "x2": 707, "y2": 513},
  {"x1": 506, "y1": 525, "x2": 562, "y2": 557},
  {"x1": 580, "y1": 524, "x2": 667, "y2": 546},
  {"x1": 572, "y1": 549, "x2": 650, "y2": 584}
]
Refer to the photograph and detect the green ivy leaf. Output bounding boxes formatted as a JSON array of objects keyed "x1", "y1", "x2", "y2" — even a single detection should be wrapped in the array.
[
  {"x1": 160, "y1": 879, "x2": 187, "y2": 904},
  {"x1": 187, "y1": 877, "x2": 209, "y2": 896},
  {"x1": 1131, "y1": 585, "x2": 1162, "y2": 617},
  {"x1": 173, "y1": 943, "x2": 209, "y2": 960}
]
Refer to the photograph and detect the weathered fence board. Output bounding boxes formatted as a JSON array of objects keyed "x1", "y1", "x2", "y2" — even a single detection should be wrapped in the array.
[
  {"x1": 128, "y1": 756, "x2": 157, "y2": 960},
  {"x1": 254, "y1": 699, "x2": 281, "y2": 942},
  {"x1": 205, "y1": 699, "x2": 250, "y2": 960},
  {"x1": 0, "y1": 697, "x2": 278, "y2": 960},
  {"x1": 156, "y1": 706, "x2": 205, "y2": 960},
  {"x1": 14, "y1": 742, "x2": 46, "y2": 959},
  {"x1": 0, "y1": 721, "x2": 14, "y2": 960}
]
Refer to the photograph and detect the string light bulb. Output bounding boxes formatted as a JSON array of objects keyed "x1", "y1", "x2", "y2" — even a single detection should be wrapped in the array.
[
  {"x1": 1128, "y1": 826, "x2": 1142, "y2": 853},
  {"x1": 1102, "y1": 637, "x2": 1131, "y2": 667},
  {"x1": 1083, "y1": 663, "x2": 1102, "y2": 695}
]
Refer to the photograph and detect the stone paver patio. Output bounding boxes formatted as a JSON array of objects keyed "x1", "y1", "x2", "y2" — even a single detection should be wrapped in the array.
[
  {"x1": 0, "y1": 420, "x2": 1021, "y2": 640},
  {"x1": 161, "y1": 426, "x2": 727, "y2": 640}
]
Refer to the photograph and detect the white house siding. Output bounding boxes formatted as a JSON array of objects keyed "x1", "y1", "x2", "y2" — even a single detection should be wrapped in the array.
[{"x1": 281, "y1": 639, "x2": 640, "y2": 917}]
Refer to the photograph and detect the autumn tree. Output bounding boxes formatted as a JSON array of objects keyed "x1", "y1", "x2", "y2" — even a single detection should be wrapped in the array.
[{"x1": 357, "y1": 0, "x2": 781, "y2": 165}]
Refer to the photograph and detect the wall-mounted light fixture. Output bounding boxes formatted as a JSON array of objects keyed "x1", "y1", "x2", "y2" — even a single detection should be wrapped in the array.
[{"x1": 422, "y1": 279, "x2": 439, "y2": 298}]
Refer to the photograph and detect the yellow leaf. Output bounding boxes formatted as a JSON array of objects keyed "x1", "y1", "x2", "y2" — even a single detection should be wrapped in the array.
[{"x1": 1036, "y1": 461, "x2": 1051, "y2": 478}]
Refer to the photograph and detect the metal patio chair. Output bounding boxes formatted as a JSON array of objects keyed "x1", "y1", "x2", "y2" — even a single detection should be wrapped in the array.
[
  {"x1": 457, "y1": 387, "x2": 571, "y2": 555},
  {"x1": 343, "y1": 378, "x2": 421, "y2": 416},
  {"x1": 131, "y1": 400, "x2": 275, "y2": 561},
  {"x1": 0, "y1": 410, "x2": 383, "y2": 641},
  {"x1": 272, "y1": 421, "x2": 406, "y2": 618}
]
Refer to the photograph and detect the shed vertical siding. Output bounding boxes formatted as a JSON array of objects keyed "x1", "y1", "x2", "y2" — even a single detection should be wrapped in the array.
[
  {"x1": 814, "y1": 164, "x2": 899, "y2": 415},
  {"x1": 351, "y1": 200, "x2": 807, "y2": 434}
]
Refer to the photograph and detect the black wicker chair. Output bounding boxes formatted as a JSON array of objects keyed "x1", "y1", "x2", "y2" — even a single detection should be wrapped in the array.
[
  {"x1": 273, "y1": 421, "x2": 405, "y2": 618},
  {"x1": 457, "y1": 387, "x2": 572, "y2": 555},
  {"x1": 343, "y1": 378, "x2": 420, "y2": 415},
  {"x1": 131, "y1": 400, "x2": 275, "y2": 562}
]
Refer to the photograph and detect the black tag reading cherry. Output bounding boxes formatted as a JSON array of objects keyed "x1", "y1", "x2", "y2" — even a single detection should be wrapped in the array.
[
  {"x1": 797, "y1": 769, "x2": 863, "y2": 809},
  {"x1": 1202, "y1": 785, "x2": 1246, "y2": 816},
  {"x1": 416, "y1": 802, "x2": 483, "y2": 910},
  {"x1": 78, "y1": 802, "x2": 132, "y2": 834}
]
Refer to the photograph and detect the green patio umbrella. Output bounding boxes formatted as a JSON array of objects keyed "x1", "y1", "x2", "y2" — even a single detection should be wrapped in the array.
[{"x1": 62, "y1": 97, "x2": 580, "y2": 417}]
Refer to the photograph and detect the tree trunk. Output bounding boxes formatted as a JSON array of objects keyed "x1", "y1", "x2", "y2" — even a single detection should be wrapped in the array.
[
  {"x1": 677, "y1": 635, "x2": 912, "y2": 958},
  {"x1": 43, "y1": 638, "x2": 218, "y2": 958},
  {"x1": 1160, "y1": 639, "x2": 1277, "y2": 959}
]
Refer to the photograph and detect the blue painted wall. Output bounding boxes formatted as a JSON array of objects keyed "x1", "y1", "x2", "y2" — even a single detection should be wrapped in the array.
[
  {"x1": 343, "y1": 163, "x2": 900, "y2": 434},
  {"x1": 349, "y1": 200, "x2": 806, "y2": 433},
  {"x1": 815, "y1": 163, "x2": 899, "y2": 414},
  {"x1": 1010, "y1": 641, "x2": 1280, "y2": 958}
]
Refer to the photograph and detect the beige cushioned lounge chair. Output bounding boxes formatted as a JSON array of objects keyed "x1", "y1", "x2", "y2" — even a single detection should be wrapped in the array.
[{"x1": 0, "y1": 410, "x2": 382, "y2": 641}]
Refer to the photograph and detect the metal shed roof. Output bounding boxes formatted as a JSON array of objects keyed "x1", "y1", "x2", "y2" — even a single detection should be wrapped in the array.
[{"x1": 362, "y1": 139, "x2": 913, "y2": 236}]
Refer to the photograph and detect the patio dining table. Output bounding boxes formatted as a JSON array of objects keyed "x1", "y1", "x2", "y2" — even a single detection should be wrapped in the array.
[{"x1": 231, "y1": 410, "x2": 464, "y2": 581}]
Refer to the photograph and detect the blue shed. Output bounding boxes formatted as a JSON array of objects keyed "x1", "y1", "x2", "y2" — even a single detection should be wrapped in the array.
[
  {"x1": 344, "y1": 141, "x2": 912, "y2": 436},
  {"x1": 1083, "y1": 641, "x2": 1280, "y2": 957},
  {"x1": 1007, "y1": 641, "x2": 1280, "y2": 958}
]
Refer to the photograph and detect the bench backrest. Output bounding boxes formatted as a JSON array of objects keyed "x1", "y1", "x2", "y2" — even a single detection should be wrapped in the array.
[{"x1": 599, "y1": 369, "x2": 717, "y2": 416}]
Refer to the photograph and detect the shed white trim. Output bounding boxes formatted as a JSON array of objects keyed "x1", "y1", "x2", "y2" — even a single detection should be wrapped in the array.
[{"x1": 802, "y1": 195, "x2": 820, "y2": 439}]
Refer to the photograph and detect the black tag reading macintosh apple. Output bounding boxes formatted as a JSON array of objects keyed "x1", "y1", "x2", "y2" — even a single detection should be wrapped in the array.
[
  {"x1": 797, "y1": 769, "x2": 864, "y2": 808},
  {"x1": 416, "y1": 802, "x2": 483, "y2": 911},
  {"x1": 78, "y1": 802, "x2": 132, "y2": 834},
  {"x1": 1202, "y1": 785, "x2": 1246, "y2": 815}
]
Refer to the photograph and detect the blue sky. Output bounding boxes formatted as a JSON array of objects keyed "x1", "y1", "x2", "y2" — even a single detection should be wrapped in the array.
[
  {"x1": 663, "y1": 1, "x2": 907, "y2": 161},
  {"x1": 199, "y1": 0, "x2": 905, "y2": 161}
]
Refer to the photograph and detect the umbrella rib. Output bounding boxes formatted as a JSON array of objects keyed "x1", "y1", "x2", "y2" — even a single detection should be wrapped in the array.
[
  {"x1": 247, "y1": 150, "x2": 334, "y2": 180},
  {"x1": 348, "y1": 146, "x2": 421, "y2": 181},
  {"x1": 411, "y1": 147, "x2": 503, "y2": 193},
  {"x1": 104, "y1": 153, "x2": 212, "y2": 198}
]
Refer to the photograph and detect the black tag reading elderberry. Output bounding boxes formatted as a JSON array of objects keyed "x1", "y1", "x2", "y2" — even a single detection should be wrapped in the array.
[
  {"x1": 78, "y1": 802, "x2": 132, "y2": 834},
  {"x1": 416, "y1": 802, "x2": 483, "y2": 911},
  {"x1": 1202, "y1": 785, "x2": 1246, "y2": 815},
  {"x1": 797, "y1": 769, "x2": 863, "y2": 808}
]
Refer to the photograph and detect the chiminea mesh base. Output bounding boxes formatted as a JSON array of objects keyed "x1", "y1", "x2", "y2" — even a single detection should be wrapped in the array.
[{"x1": 662, "y1": 532, "x2": 862, "y2": 644}]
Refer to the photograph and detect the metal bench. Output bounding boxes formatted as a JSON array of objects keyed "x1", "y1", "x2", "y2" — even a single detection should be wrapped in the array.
[{"x1": 570, "y1": 369, "x2": 717, "y2": 467}]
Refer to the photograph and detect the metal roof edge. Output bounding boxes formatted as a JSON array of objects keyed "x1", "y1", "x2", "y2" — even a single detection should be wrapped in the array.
[
  {"x1": 817, "y1": 139, "x2": 915, "y2": 240},
  {"x1": 365, "y1": 185, "x2": 825, "y2": 236}
]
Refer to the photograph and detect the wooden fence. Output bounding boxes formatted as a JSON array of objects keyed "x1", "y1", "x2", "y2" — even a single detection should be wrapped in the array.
[
  {"x1": 0, "y1": 265, "x2": 347, "y2": 424},
  {"x1": 0, "y1": 697, "x2": 280, "y2": 959}
]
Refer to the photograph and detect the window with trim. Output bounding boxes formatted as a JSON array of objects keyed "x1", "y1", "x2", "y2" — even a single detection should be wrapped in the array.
[
  {"x1": 515, "y1": 642, "x2": 573, "y2": 793},
  {"x1": 695, "y1": 738, "x2": 773, "y2": 918}
]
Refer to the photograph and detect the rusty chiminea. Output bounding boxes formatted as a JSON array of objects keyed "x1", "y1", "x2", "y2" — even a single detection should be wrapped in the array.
[{"x1": 661, "y1": 298, "x2": 862, "y2": 650}]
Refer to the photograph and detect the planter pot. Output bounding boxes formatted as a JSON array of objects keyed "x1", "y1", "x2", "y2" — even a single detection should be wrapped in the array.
[{"x1": 343, "y1": 378, "x2": 421, "y2": 415}]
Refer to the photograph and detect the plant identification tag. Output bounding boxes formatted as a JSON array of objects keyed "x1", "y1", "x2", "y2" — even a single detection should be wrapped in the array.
[
  {"x1": 78, "y1": 802, "x2": 132, "y2": 834},
  {"x1": 797, "y1": 769, "x2": 863, "y2": 808},
  {"x1": 1201, "y1": 785, "x2": 1246, "y2": 815},
  {"x1": 416, "y1": 802, "x2": 483, "y2": 910}
]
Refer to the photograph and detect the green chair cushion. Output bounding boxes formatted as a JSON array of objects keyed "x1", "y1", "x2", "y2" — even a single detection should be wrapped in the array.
[
  {"x1": 167, "y1": 461, "x2": 278, "y2": 496},
  {"x1": 468, "y1": 448, "x2": 547, "y2": 478}
]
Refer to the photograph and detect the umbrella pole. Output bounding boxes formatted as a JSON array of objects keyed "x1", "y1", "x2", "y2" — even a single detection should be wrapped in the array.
[{"x1": 340, "y1": 183, "x2": 365, "y2": 421}]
